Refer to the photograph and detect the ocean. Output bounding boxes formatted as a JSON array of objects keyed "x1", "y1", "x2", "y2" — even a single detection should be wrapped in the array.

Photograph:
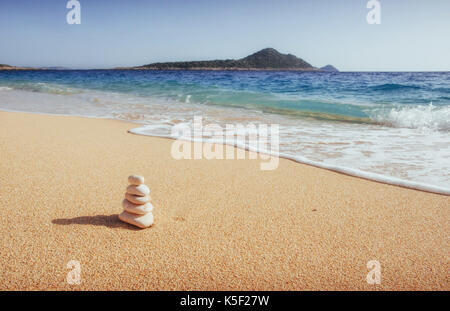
[{"x1": 0, "y1": 70, "x2": 449, "y2": 193}]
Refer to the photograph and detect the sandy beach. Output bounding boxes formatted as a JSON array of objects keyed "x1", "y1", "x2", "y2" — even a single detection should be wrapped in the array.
[{"x1": 0, "y1": 110, "x2": 448, "y2": 290}]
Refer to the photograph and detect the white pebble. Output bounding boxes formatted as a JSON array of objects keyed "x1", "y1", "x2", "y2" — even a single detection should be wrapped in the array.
[
  {"x1": 128, "y1": 174, "x2": 144, "y2": 185},
  {"x1": 122, "y1": 199, "x2": 154, "y2": 215},
  {"x1": 125, "y1": 193, "x2": 150, "y2": 205},
  {"x1": 119, "y1": 211, "x2": 154, "y2": 228},
  {"x1": 126, "y1": 184, "x2": 150, "y2": 197}
]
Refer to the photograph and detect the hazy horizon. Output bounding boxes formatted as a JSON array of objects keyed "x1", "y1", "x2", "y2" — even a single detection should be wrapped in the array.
[{"x1": 1, "y1": 0, "x2": 449, "y2": 71}]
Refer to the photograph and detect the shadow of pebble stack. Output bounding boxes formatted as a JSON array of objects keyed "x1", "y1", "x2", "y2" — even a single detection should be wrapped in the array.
[{"x1": 118, "y1": 175, "x2": 154, "y2": 229}]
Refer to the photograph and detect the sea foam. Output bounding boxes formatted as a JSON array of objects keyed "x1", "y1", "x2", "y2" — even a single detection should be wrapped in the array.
[{"x1": 370, "y1": 104, "x2": 450, "y2": 131}]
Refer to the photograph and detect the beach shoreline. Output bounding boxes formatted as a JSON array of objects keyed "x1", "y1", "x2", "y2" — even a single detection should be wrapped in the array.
[
  {"x1": 127, "y1": 128, "x2": 450, "y2": 196},
  {"x1": 0, "y1": 110, "x2": 448, "y2": 290}
]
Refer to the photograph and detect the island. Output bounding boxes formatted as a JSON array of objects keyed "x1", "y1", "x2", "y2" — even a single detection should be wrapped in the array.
[
  {"x1": 320, "y1": 64, "x2": 339, "y2": 72},
  {"x1": 122, "y1": 48, "x2": 318, "y2": 71},
  {"x1": 0, "y1": 64, "x2": 36, "y2": 70},
  {"x1": 1, "y1": 49, "x2": 340, "y2": 72}
]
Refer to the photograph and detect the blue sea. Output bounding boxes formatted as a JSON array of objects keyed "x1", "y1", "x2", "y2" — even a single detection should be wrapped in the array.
[{"x1": 0, "y1": 70, "x2": 449, "y2": 192}]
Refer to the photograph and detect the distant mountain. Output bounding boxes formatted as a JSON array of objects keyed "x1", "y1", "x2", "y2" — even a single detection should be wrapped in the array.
[
  {"x1": 0, "y1": 64, "x2": 38, "y2": 70},
  {"x1": 128, "y1": 48, "x2": 316, "y2": 71},
  {"x1": 0, "y1": 64, "x2": 67, "y2": 71},
  {"x1": 0, "y1": 64, "x2": 19, "y2": 70},
  {"x1": 2, "y1": 50, "x2": 335, "y2": 71},
  {"x1": 320, "y1": 65, "x2": 339, "y2": 72}
]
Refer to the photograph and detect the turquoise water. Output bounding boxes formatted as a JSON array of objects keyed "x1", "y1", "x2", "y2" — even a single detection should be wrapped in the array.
[
  {"x1": 0, "y1": 70, "x2": 449, "y2": 191},
  {"x1": 1, "y1": 70, "x2": 449, "y2": 127}
]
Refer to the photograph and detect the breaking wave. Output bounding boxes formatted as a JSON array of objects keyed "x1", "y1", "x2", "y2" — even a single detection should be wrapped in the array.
[{"x1": 370, "y1": 104, "x2": 450, "y2": 131}]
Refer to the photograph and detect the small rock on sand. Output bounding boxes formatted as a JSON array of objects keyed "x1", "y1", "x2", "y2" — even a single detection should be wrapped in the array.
[
  {"x1": 122, "y1": 199, "x2": 154, "y2": 215},
  {"x1": 126, "y1": 184, "x2": 150, "y2": 196},
  {"x1": 119, "y1": 211, "x2": 154, "y2": 229},
  {"x1": 128, "y1": 174, "x2": 144, "y2": 185},
  {"x1": 125, "y1": 193, "x2": 150, "y2": 205}
]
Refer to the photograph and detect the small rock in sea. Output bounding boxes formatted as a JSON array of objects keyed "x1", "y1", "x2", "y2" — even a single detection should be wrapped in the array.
[
  {"x1": 128, "y1": 174, "x2": 144, "y2": 185},
  {"x1": 126, "y1": 184, "x2": 150, "y2": 196}
]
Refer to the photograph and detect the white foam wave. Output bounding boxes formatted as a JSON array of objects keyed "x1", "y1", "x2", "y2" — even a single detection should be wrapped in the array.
[
  {"x1": 129, "y1": 125, "x2": 450, "y2": 196},
  {"x1": 370, "y1": 104, "x2": 450, "y2": 131},
  {"x1": 1, "y1": 88, "x2": 449, "y2": 195}
]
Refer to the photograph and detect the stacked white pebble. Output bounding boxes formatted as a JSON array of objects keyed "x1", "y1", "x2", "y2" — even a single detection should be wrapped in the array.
[{"x1": 118, "y1": 175, "x2": 154, "y2": 228}]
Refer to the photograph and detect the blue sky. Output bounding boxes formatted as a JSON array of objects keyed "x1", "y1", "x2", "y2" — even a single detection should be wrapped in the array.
[{"x1": 0, "y1": 0, "x2": 449, "y2": 71}]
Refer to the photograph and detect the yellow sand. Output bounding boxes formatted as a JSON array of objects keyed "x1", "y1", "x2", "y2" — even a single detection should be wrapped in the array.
[{"x1": 0, "y1": 111, "x2": 448, "y2": 290}]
